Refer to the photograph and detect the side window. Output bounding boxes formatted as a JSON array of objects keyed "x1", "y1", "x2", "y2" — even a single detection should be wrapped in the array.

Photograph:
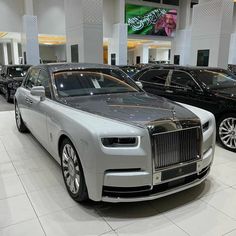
[
  {"x1": 139, "y1": 69, "x2": 169, "y2": 85},
  {"x1": 36, "y1": 70, "x2": 51, "y2": 99},
  {"x1": 24, "y1": 69, "x2": 39, "y2": 89},
  {"x1": 170, "y1": 71, "x2": 198, "y2": 89}
]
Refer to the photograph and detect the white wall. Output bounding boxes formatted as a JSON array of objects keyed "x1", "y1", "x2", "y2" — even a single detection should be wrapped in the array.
[
  {"x1": 33, "y1": 0, "x2": 65, "y2": 35},
  {"x1": 149, "y1": 48, "x2": 169, "y2": 62},
  {"x1": 190, "y1": 0, "x2": 233, "y2": 68},
  {"x1": 0, "y1": 0, "x2": 24, "y2": 32},
  {"x1": 39, "y1": 45, "x2": 66, "y2": 62}
]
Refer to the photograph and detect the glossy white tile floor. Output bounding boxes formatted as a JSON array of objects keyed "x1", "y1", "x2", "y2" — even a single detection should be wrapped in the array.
[{"x1": 0, "y1": 110, "x2": 236, "y2": 236}]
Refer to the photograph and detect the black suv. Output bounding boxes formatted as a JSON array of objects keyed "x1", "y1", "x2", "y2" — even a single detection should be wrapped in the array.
[
  {"x1": 0, "y1": 65, "x2": 31, "y2": 102},
  {"x1": 134, "y1": 65, "x2": 236, "y2": 152}
]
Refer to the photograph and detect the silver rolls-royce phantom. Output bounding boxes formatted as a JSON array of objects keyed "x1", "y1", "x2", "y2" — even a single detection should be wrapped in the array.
[{"x1": 14, "y1": 63, "x2": 216, "y2": 202}]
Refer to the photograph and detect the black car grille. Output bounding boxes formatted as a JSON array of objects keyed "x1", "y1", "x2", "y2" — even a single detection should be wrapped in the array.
[{"x1": 152, "y1": 127, "x2": 201, "y2": 169}]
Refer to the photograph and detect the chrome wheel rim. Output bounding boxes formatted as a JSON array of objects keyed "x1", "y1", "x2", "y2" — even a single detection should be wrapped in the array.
[
  {"x1": 15, "y1": 105, "x2": 21, "y2": 128},
  {"x1": 219, "y1": 117, "x2": 236, "y2": 150},
  {"x1": 62, "y1": 144, "x2": 80, "y2": 194}
]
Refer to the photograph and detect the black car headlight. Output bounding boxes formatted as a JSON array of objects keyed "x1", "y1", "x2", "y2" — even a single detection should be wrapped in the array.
[{"x1": 101, "y1": 137, "x2": 138, "y2": 147}]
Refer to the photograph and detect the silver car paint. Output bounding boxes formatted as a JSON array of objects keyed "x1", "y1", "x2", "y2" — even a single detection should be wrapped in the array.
[{"x1": 15, "y1": 87, "x2": 216, "y2": 202}]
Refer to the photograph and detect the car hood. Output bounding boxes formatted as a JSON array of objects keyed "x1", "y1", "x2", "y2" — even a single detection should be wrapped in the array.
[{"x1": 60, "y1": 92, "x2": 200, "y2": 130}]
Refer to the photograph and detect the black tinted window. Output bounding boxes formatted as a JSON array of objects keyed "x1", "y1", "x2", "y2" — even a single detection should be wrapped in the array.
[
  {"x1": 25, "y1": 69, "x2": 39, "y2": 89},
  {"x1": 7, "y1": 66, "x2": 30, "y2": 78},
  {"x1": 140, "y1": 69, "x2": 169, "y2": 85},
  {"x1": 37, "y1": 70, "x2": 51, "y2": 98},
  {"x1": 195, "y1": 70, "x2": 236, "y2": 89},
  {"x1": 170, "y1": 71, "x2": 195, "y2": 88}
]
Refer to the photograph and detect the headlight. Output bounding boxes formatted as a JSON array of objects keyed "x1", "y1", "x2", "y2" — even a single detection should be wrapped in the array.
[
  {"x1": 202, "y1": 121, "x2": 209, "y2": 132},
  {"x1": 101, "y1": 137, "x2": 138, "y2": 147}
]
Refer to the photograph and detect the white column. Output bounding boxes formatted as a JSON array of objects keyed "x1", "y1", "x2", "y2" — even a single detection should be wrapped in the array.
[
  {"x1": 179, "y1": 0, "x2": 191, "y2": 30},
  {"x1": 134, "y1": 45, "x2": 149, "y2": 64},
  {"x1": 3, "y1": 43, "x2": 8, "y2": 65},
  {"x1": 171, "y1": 0, "x2": 191, "y2": 65},
  {"x1": 11, "y1": 40, "x2": 19, "y2": 65},
  {"x1": 22, "y1": 15, "x2": 40, "y2": 65},
  {"x1": 107, "y1": 0, "x2": 127, "y2": 65},
  {"x1": 228, "y1": 6, "x2": 236, "y2": 64},
  {"x1": 21, "y1": 0, "x2": 40, "y2": 65},
  {"x1": 108, "y1": 23, "x2": 127, "y2": 65},
  {"x1": 190, "y1": 0, "x2": 233, "y2": 68},
  {"x1": 64, "y1": 0, "x2": 103, "y2": 64},
  {"x1": 24, "y1": 0, "x2": 33, "y2": 15}
]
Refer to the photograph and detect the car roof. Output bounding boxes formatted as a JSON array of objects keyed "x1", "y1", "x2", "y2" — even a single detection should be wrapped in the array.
[
  {"x1": 33, "y1": 63, "x2": 120, "y2": 73},
  {"x1": 5, "y1": 64, "x2": 31, "y2": 68},
  {"x1": 144, "y1": 64, "x2": 226, "y2": 71}
]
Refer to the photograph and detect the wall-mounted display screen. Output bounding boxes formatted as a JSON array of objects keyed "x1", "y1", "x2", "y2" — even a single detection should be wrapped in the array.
[{"x1": 125, "y1": 4, "x2": 177, "y2": 37}]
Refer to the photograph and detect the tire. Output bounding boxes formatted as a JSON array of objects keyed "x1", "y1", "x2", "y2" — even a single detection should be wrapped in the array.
[
  {"x1": 217, "y1": 113, "x2": 236, "y2": 152},
  {"x1": 15, "y1": 102, "x2": 28, "y2": 133},
  {"x1": 60, "y1": 138, "x2": 88, "y2": 202},
  {"x1": 5, "y1": 88, "x2": 11, "y2": 103}
]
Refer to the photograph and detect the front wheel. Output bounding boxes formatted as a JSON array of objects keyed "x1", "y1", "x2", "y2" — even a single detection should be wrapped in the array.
[
  {"x1": 15, "y1": 103, "x2": 28, "y2": 133},
  {"x1": 217, "y1": 114, "x2": 236, "y2": 152},
  {"x1": 60, "y1": 138, "x2": 88, "y2": 202}
]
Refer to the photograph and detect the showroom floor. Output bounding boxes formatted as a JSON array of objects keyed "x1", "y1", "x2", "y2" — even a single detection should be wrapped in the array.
[{"x1": 1, "y1": 102, "x2": 236, "y2": 235}]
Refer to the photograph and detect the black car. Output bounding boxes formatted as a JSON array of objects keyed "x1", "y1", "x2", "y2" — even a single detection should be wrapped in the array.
[
  {"x1": 134, "y1": 65, "x2": 236, "y2": 152},
  {"x1": 0, "y1": 65, "x2": 31, "y2": 102},
  {"x1": 118, "y1": 64, "x2": 150, "y2": 77}
]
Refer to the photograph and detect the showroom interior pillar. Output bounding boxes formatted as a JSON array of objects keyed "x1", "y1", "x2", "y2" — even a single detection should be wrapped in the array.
[
  {"x1": 108, "y1": 0, "x2": 127, "y2": 65},
  {"x1": 228, "y1": 6, "x2": 236, "y2": 65},
  {"x1": 22, "y1": 0, "x2": 40, "y2": 65},
  {"x1": 11, "y1": 40, "x2": 19, "y2": 65},
  {"x1": 64, "y1": 0, "x2": 103, "y2": 64},
  {"x1": 170, "y1": 0, "x2": 191, "y2": 65},
  {"x1": 134, "y1": 45, "x2": 149, "y2": 64},
  {"x1": 2, "y1": 43, "x2": 8, "y2": 65},
  {"x1": 190, "y1": 0, "x2": 234, "y2": 68}
]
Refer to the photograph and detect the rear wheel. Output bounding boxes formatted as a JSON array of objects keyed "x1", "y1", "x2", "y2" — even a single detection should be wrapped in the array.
[
  {"x1": 60, "y1": 138, "x2": 88, "y2": 202},
  {"x1": 217, "y1": 114, "x2": 236, "y2": 152},
  {"x1": 15, "y1": 102, "x2": 28, "y2": 133}
]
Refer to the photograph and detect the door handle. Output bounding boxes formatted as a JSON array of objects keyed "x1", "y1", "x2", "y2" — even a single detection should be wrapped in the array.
[
  {"x1": 25, "y1": 96, "x2": 33, "y2": 104},
  {"x1": 166, "y1": 89, "x2": 174, "y2": 94}
]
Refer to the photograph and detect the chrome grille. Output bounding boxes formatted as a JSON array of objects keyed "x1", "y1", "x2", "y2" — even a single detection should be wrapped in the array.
[{"x1": 152, "y1": 127, "x2": 201, "y2": 169}]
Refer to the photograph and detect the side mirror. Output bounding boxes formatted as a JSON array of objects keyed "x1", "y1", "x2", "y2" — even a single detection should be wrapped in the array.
[
  {"x1": 136, "y1": 81, "x2": 143, "y2": 89},
  {"x1": 30, "y1": 86, "x2": 46, "y2": 101}
]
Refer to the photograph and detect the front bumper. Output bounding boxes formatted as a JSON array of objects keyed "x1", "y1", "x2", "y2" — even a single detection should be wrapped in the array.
[{"x1": 101, "y1": 147, "x2": 213, "y2": 203}]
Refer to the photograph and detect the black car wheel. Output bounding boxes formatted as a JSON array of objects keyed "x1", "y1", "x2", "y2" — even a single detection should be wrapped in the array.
[
  {"x1": 60, "y1": 138, "x2": 88, "y2": 202},
  {"x1": 15, "y1": 103, "x2": 28, "y2": 133},
  {"x1": 217, "y1": 114, "x2": 236, "y2": 152}
]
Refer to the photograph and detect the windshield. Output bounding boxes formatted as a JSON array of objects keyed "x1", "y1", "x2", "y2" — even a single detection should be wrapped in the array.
[
  {"x1": 8, "y1": 66, "x2": 30, "y2": 77},
  {"x1": 54, "y1": 69, "x2": 141, "y2": 97},
  {"x1": 195, "y1": 70, "x2": 236, "y2": 89}
]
